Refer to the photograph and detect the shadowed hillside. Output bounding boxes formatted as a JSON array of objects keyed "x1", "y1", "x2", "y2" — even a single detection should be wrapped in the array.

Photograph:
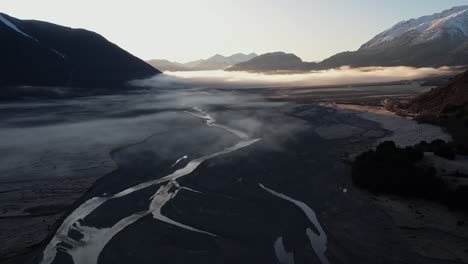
[{"x1": 0, "y1": 13, "x2": 160, "y2": 89}]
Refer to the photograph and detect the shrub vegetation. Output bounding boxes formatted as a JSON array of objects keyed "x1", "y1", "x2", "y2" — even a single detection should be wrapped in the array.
[{"x1": 352, "y1": 140, "x2": 468, "y2": 212}]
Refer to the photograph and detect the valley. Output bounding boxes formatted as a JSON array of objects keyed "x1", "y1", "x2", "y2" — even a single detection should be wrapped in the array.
[
  {"x1": 2, "y1": 80, "x2": 465, "y2": 264},
  {"x1": 1, "y1": 2, "x2": 468, "y2": 264}
]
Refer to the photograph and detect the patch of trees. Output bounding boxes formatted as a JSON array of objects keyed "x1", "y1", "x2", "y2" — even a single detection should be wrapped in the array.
[
  {"x1": 416, "y1": 104, "x2": 468, "y2": 149},
  {"x1": 352, "y1": 140, "x2": 468, "y2": 212},
  {"x1": 415, "y1": 139, "x2": 456, "y2": 160}
]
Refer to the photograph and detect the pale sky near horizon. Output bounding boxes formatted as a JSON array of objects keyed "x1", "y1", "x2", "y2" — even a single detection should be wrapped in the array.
[{"x1": 2, "y1": 0, "x2": 468, "y2": 62}]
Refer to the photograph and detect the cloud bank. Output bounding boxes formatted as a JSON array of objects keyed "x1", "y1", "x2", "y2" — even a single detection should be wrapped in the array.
[{"x1": 132, "y1": 66, "x2": 458, "y2": 89}]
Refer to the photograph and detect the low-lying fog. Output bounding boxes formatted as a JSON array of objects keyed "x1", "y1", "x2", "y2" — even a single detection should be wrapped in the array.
[
  {"x1": 1, "y1": 66, "x2": 458, "y2": 183},
  {"x1": 133, "y1": 66, "x2": 456, "y2": 89},
  {"x1": 0, "y1": 91, "x2": 289, "y2": 182}
]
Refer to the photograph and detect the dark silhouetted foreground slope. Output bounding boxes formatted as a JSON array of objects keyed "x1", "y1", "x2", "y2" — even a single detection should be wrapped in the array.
[{"x1": 0, "y1": 13, "x2": 160, "y2": 89}]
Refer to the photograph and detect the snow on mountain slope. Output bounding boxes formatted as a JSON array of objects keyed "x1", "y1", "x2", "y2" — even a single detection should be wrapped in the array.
[
  {"x1": 0, "y1": 13, "x2": 37, "y2": 41},
  {"x1": 362, "y1": 6, "x2": 468, "y2": 49}
]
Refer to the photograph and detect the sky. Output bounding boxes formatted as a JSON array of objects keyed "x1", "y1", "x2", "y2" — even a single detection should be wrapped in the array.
[{"x1": 2, "y1": 0, "x2": 468, "y2": 63}]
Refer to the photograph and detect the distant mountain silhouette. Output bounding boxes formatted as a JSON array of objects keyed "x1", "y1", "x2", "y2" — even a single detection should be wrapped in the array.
[
  {"x1": 183, "y1": 59, "x2": 205, "y2": 69},
  {"x1": 189, "y1": 53, "x2": 257, "y2": 70},
  {"x1": 148, "y1": 53, "x2": 257, "y2": 72},
  {"x1": 0, "y1": 13, "x2": 159, "y2": 89},
  {"x1": 226, "y1": 52, "x2": 316, "y2": 72},
  {"x1": 228, "y1": 6, "x2": 468, "y2": 73},
  {"x1": 147, "y1": 59, "x2": 189, "y2": 72}
]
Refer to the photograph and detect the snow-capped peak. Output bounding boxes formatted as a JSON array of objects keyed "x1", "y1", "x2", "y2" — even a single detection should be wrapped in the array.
[
  {"x1": 0, "y1": 14, "x2": 37, "y2": 41},
  {"x1": 362, "y1": 6, "x2": 468, "y2": 49}
]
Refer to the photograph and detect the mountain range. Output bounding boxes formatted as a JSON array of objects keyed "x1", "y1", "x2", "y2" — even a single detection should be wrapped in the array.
[
  {"x1": 147, "y1": 53, "x2": 257, "y2": 72},
  {"x1": 146, "y1": 59, "x2": 189, "y2": 72},
  {"x1": 2, "y1": 5, "x2": 467, "y2": 93},
  {"x1": 0, "y1": 13, "x2": 159, "y2": 90},
  {"x1": 227, "y1": 6, "x2": 468, "y2": 72}
]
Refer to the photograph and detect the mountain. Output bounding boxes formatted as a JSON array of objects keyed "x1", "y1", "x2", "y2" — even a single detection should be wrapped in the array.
[
  {"x1": 319, "y1": 6, "x2": 468, "y2": 69},
  {"x1": 228, "y1": 6, "x2": 468, "y2": 73},
  {"x1": 146, "y1": 53, "x2": 257, "y2": 72},
  {"x1": 184, "y1": 53, "x2": 257, "y2": 70},
  {"x1": 362, "y1": 6, "x2": 468, "y2": 50},
  {"x1": 146, "y1": 59, "x2": 189, "y2": 72},
  {"x1": 226, "y1": 52, "x2": 316, "y2": 72},
  {"x1": 0, "y1": 13, "x2": 160, "y2": 89},
  {"x1": 183, "y1": 59, "x2": 205, "y2": 69}
]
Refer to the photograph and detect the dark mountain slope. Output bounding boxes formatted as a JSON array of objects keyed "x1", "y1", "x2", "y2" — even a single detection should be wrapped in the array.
[
  {"x1": 408, "y1": 70, "x2": 468, "y2": 116},
  {"x1": 226, "y1": 52, "x2": 317, "y2": 72},
  {"x1": 319, "y1": 32, "x2": 468, "y2": 69},
  {"x1": 0, "y1": 13, "x2": 160, "y2": 89},
  {"x1": 406, "y1": 70, "x2": 468, "y2": 146}
]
